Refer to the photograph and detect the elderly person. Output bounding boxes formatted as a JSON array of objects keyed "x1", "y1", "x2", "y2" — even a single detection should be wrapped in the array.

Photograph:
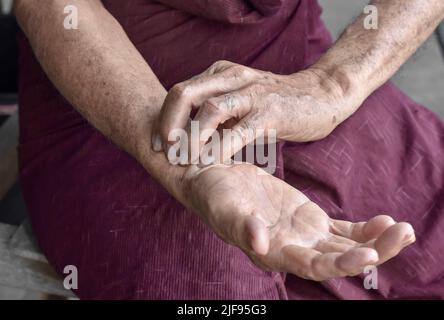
[{"x1": 14, "y1": 0, "x2": 444, "y2": 299}]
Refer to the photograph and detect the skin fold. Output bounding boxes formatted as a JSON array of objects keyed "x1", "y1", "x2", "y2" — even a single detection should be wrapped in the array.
[{"x1": 14, "y1": 0, "x2": 441, "y2": 281}]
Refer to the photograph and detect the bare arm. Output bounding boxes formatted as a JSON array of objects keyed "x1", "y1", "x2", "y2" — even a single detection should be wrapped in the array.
[{"x1": 14, "y1": 0, "x2": 186, "y2": 200}]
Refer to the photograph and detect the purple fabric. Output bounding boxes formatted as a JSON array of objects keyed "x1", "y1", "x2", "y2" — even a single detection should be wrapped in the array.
[
  {"x1": 18, "y1": 0, "x2": 444, "y2": 299},
  {"x1": 153, "y1": 0, "x2": 282, "y2": 23}
]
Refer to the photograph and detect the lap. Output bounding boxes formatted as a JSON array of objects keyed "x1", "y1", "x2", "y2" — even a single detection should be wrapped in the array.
[
  {"x1": 19, "y1": 126, "x2": 285, "y2": 299},
  {"x1": 21, "y1": 82, "x2": 444, "y2": 300},
  {"x1": 19, "y1": 84, "x2": 444, "y2": 299}
]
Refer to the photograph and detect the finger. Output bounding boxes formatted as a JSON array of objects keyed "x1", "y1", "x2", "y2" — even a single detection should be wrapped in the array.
[
  {"x1": 330, "y1": 215, "x2": 396, "y2": 243},
  {"x1": 202, "y1": 116, "x2": 260, "y2": 165},
  {"x1": 151, "y1": 121, "x2": 163, "y2": 152},
  {"x1": 279, "y1": 245, "x2": 322, "y2": 280},
  {"x1": 281, "y1": 245, "x2": 378, "y2": 281},
  {"x1": 157, "y1": 64, "x2": 257, "y2": 147},
  {"x1": 317, "y1": 248, "x2": 378, "y2": 279},
  {"x1": 336, "y1": 247, "x2": 379, "y2": 276},
  {"x1": 190, "y1": 93, "x2": 253, "y2": 162},
  {"x1": 364, "y1": 222, "x2": 415, "y2": 265},
  {"x1": 279, "y1": 246, "x2": 346, "y2": 281},
  {"x1": 309, "y1": 252, "x2": 347, "y2": 280}
]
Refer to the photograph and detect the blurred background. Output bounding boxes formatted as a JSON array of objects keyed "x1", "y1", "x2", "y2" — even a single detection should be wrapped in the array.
[{"x1": 0, "y1": 0, "x2": 443, "y2": 299}]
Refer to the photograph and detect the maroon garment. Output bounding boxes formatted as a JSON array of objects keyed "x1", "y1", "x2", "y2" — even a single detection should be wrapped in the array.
[{"x1": 18, "y1": 0, "x2": 444, "y2": 299}]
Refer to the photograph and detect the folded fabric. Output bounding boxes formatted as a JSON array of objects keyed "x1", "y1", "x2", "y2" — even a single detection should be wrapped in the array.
[{"x1": 154, "y1": 0, "x2": 283, "y2": 23}]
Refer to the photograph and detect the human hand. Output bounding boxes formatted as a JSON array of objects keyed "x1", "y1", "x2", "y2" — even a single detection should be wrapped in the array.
[
  {"x1": 152, "y1": 60, "x2": 360, "y2": 164},
  {"x1": 182, "y1": 163, "x2": 415, "y2": 281}
]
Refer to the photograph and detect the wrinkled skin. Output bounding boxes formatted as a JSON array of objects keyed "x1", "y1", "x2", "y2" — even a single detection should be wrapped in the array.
[
  {"x1": 16, "y1": 0, "x2": 441, "y2": 285},
  {"x1": 153, "y1": 60, "x2": 359, "y2": 163},
  {"x1": 152, "y1": 60, "x2": 416, "y2": 280},
  {"x1": 183, "y1": 163, "x2": 415, "y2": 281}
]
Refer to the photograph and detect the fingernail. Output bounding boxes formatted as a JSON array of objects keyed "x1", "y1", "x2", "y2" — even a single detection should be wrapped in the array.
[{"x1": 152, "y1": 133, "x2": 162, "y2": 152}]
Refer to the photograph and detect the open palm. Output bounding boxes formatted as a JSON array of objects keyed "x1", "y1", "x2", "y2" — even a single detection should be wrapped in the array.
[{"x1": 185, "y1": 163, "x2": 415, "y2": 281}]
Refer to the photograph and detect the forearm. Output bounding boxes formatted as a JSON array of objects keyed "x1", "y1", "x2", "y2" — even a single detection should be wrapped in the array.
[
  {"x1": 14, "y1": 0, "x2": 186, "y2": 199},
  {"x1": 311, "y1": 0, "x2": 444, "y2": 122}
]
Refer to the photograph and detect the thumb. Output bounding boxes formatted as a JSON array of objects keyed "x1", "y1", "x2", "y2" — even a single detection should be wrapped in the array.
[{"x1": 239, "y1": 215, "x2": 270, "y2": 256}]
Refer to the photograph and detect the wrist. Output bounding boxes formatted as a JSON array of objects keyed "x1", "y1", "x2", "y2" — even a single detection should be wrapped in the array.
[
  {"x1": 309, "y1": 62, "x2": 363, "y2": 101},
  {"x1": 129, "y1": 89, "x2": 190, "y2": 206},
  {"x1": 135, "y1": 128, "x2": 190, "y2": 205}
]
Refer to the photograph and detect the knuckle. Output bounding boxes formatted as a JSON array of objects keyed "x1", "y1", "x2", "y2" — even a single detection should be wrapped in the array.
[
  {"x1": 202, "y1": 99, "x2": 223, "y2": 114},
  {"x1": 228, "y1": 65, "x2": 250, "y2": 79},
  {"x1": 211, "y1": 60, "x2": 233, "y2": 72},
  {"x1": 310, "y1": 257, "x2": 327, "y2": 281},
  {"x1": 169, "y1": 83, "x2": 190, "y2": 99},
  {"x1": 213, "y1": 60, "x2": 229, "y2": 67},
  {"x1": 169, "y1": 84, "x2": 184, "y2": 97}
]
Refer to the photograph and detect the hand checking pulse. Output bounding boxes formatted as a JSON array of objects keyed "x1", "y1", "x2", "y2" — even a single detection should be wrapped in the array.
[
  {"x1": 152, "y1": 60, "x2": 416, "y2": 280},
  {"x1": 152, "y1": 60, "x2": 360, "y2": 164}
]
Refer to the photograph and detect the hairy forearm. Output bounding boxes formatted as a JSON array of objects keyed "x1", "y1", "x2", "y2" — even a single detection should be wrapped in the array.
[
  {"x1": 312, "y1": 0, "x2": 444, "y2": 121},
  {"x1": 14, "y1": 0, "x2": 185, "y2": 199}
]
